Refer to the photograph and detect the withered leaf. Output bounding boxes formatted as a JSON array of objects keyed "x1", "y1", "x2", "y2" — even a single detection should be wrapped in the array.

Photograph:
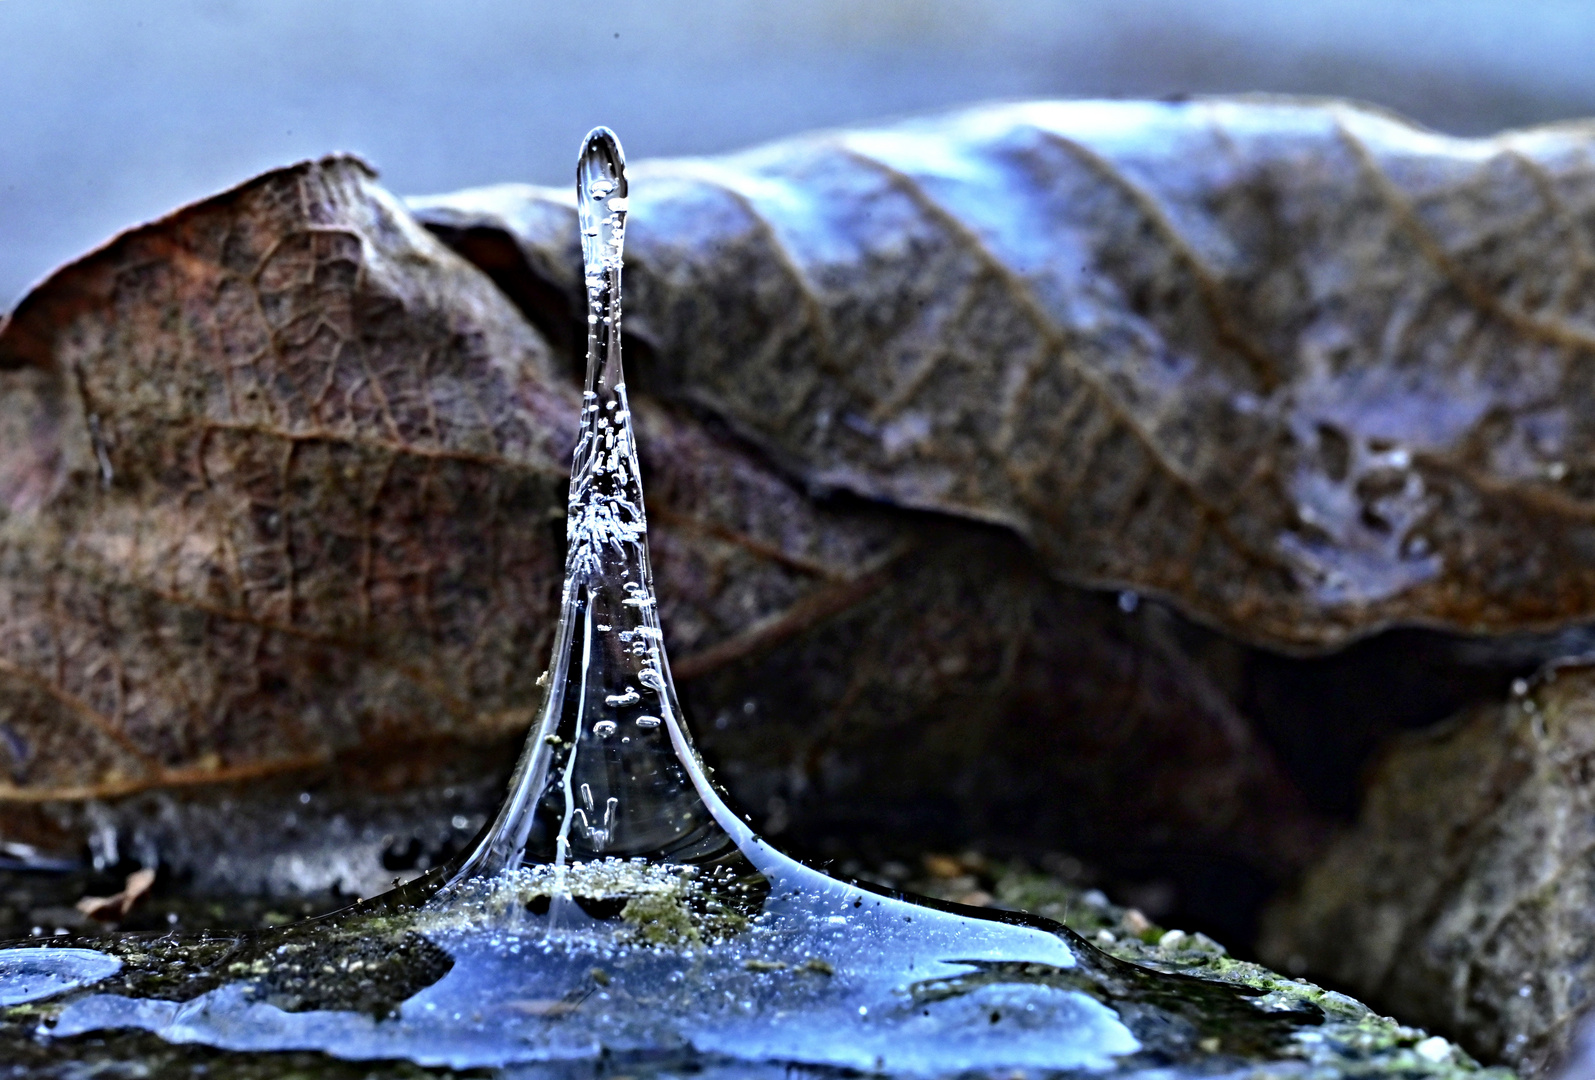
[
  {"x1": 413, "y1": 98, "x2": 1595, "y2": 650},
  {"x1": 0, "y1": 155, "x2": 898, "y2": 802},
  {"x1": 0, "y1": 156, "x2": 576, "y2": 799},
  {"x1": 0, "y1": 153, "x2": 1318, "y2": 899}
]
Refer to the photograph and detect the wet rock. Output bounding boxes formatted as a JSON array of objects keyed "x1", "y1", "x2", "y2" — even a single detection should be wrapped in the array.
[
  {"x1": 1262, "y1": 662, "x2": 1595, "y2": 1077},
  {"x1": 0, "y1": 859, "x2": 1514, "y2": 1080}
]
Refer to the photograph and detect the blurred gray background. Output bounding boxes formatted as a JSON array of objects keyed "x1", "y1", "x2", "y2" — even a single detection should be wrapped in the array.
[{"x1": 3, "y1": 0, "x2": 1595, "y2": 309}]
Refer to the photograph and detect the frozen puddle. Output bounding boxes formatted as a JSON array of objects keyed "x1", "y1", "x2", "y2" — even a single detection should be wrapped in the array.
[{"x1": 0, "y1": 947, "x2": 121, "y2": 1006}]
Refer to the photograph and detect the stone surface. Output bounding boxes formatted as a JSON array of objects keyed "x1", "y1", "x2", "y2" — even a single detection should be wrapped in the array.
[
  {"x1": 0, "y1": 859, "x2": 1514, "y2": 1080},
  {"x1": 1262, "y1": 663, "x2": 1595, "y2": 1078}
]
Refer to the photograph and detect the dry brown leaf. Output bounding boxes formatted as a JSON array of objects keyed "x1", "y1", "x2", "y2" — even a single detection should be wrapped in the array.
[
  {"x1": 0, "y1": 153, "x2": 1318, "y2": 898},
  {"x1": 0, "y1": 157, "x2": 575, "y2": 800},
  {"x1": 414, "y1": 98, "x2": 1595, "y2": 650},
  {"x1": 0, "y1": 155, "x2": 913, "y2": 803}
]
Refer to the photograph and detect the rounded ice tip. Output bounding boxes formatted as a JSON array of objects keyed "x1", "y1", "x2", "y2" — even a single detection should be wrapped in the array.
[{"x1": 578, "y1": 127, "x2": 627, "y2": 200}]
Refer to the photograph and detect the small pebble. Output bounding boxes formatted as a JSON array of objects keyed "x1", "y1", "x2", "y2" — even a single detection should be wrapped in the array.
[{"x1": 1415, "y1": 1036, "x2": 1450, "y2": 1062}]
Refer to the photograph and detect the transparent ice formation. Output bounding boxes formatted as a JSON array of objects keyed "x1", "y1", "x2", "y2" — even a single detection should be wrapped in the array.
[
  {"x1": 33, "y1": 129, "x2": 1307, "y2": 1076},
  {"x1": 0, "y1": 947, "x2": 120, "y2": 1006}
]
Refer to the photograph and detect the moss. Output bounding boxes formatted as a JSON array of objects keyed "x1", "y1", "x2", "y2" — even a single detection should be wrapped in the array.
[
  {"x1": 418, "y1": 859, "x2": 754, "y2": 945},
  {"x1": 982, "y1": 863, "x2": 1519, "y2": 1080},
  {"x1": 622, "y1": 891, "x2": 700, "y2": 946},
  {"x1": 241, "y1": 929, "x2": 454, "y2": 1020}
]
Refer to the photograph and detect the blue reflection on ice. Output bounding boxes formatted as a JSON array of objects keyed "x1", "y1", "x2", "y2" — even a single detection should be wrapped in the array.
[{"x1": 0, "y1": 947, "x2": 121, "y2": 1005}]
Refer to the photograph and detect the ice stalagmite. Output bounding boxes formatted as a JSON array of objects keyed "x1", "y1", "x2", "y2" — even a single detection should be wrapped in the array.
[{"x1": 458, "y1": 128, "x2": 743, "y2": 881}]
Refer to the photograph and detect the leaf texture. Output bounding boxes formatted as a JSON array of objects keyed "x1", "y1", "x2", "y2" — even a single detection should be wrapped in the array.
[
  {"x1": 0, "y1": 157, "x2": 576, "y2": 798},
  {"x1": 0, "y1": 155, "x2": 1317, "y2": 894},
  {"x1": 414, "y1": 98, "x2": 1595, "y2": 649}
]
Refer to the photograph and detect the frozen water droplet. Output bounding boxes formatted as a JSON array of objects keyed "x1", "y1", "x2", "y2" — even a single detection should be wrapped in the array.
[
  {"x1": 593, "y1": 720, "x2": 617, "y2": 737},
  {"x1": 605, "y1": 689, "x2": 640, "y2": 708},
  {"x1": 635, "y1": 715, "x2": 661, "y2": 728}
]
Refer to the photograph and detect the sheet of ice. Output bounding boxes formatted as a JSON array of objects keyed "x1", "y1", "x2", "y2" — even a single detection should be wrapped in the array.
[
  {"x1": 53, "y1": 875, "x2": 1131, "y2": 1072},
  {"x1": 0, "y1": 947, "x2": 121, "y2": 1005}
]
